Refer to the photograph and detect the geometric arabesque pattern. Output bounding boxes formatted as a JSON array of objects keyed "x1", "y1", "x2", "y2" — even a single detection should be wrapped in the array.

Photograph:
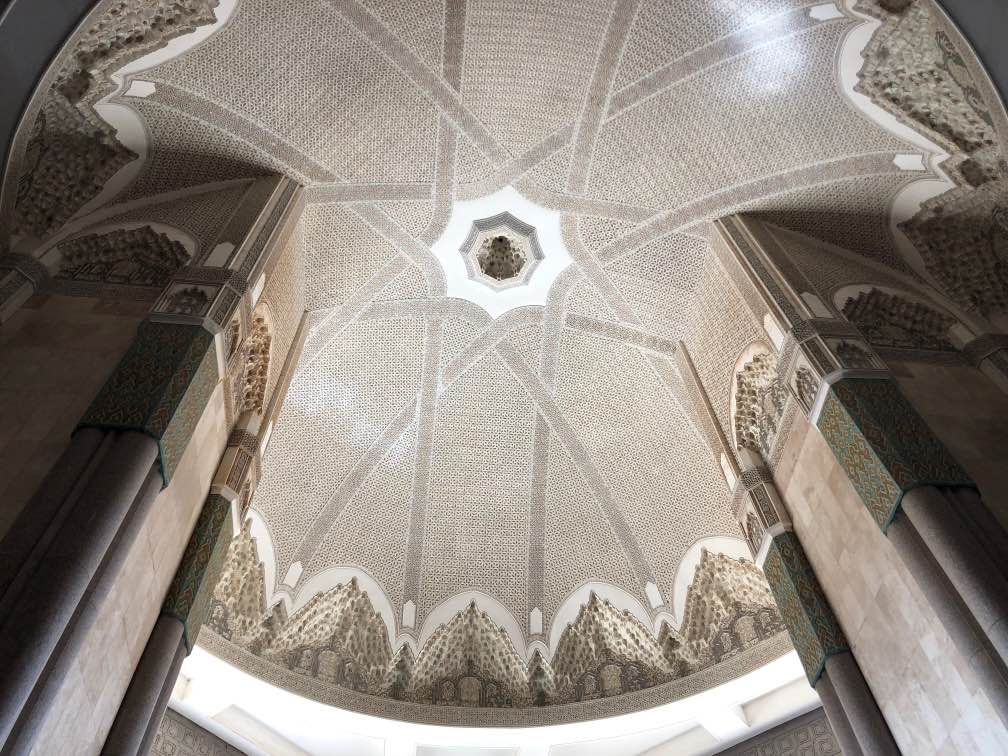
[
  {"x1": 816, "y1": 376, "x2": 974, "y2": 531},
  {"x1": 761, "y1": 531, "x2": 849, "y2": 685},
  {"x1": 162, "y1": 493, "x2": 235, "y2": 652},
  {"x1": 76, "y1": 320, "x2": 218, "y2": 484}
]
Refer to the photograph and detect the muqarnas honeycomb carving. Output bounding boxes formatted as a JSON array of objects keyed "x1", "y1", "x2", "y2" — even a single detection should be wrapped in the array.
[
  {"x1": 459, "y1": 212, "x2": 544, "y2": 290},
  {"x1": 207, "y1": 528, "x2": 786, "y2": 710},
  {"x1": 478, "y1": 235, "x2": 525, "y2": 281}
]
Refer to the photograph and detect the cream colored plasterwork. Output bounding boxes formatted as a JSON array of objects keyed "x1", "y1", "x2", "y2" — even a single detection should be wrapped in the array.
[
  {"x1": 430, "y1": 187, "x2": 572, "y2": 317},
  {"x1": 203, "y1": 523, "x2": 787, "y2": 724},
  {"x1": 8, "y1": 0, "x2": 1006, "y2": 727}
]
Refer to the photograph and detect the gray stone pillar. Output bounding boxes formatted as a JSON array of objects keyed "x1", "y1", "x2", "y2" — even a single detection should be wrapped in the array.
[
  {"x1": 902, "y1": 486, "x2": 1008, "y2": 665},
  {"x1": 888, "y1": 500, "x2": 1008, "y2": 725},
  {"x1": 102, "y1": 617, "x2": 186, "y2": 756},
  {"x1": 0, "y1": 318, "x2": 220, "y2": 754},
  {"x1": 0, "y1": 430, "x2": 159, "y2": 748},
  {"x1": 0, "y1": 427, "x2": 106, "y2": 610},
  {"x1": 814, "y1": 374, "x2": 1008, "y2": 726},
  {"x1": 760, "y1": 530, "x2": 899, "y2": 755},
  {"x1": 1, "y1": 459, "x2": 163, "y2": 756},
  {"x1": 822, "y1": 653, "x2": 899, "y2": 756},
  {"x1": 104, "y1": 446, "x2": 250, "y2": 754},
  {"x1": 814, "y1": 669, "x2": 864, "y2": 756}
]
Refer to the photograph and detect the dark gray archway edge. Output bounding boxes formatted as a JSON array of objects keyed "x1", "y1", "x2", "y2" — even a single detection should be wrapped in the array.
[{"x1": 936, "y1": 0, "x2": 1008, "y2": 111}]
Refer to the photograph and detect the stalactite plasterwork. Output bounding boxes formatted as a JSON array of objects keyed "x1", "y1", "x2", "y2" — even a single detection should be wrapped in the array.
[
  {"x1": 13, "y1": 0, "x2": 221, "y2": 237},
  {"x1": 205, "y1": 527, "x2": 786, "y2": 712},
  {"x1": 239, "y1": 313, "x2": 271, "y2": 414},
  {"x1": 842, "y1": 288, "x2": 955, "y2": 351},
  {"x1": 56, "y1": 225, "x2": 190, "y2": 287},
  {"x1": 734, "y1": 352, "x2": 788, "y2": 459},
  {"x1": 855, "y1": 0, "x2": 1008, "y2": 317}
]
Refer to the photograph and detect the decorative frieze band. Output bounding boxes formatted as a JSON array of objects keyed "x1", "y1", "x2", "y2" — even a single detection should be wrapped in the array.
[
  {"x1": 761, "y1": 531, "x2": 849, "y2": 685},
  {"x1": 77, "y1": 321, "x2": 218, "y2": 485},
  {"x1": 815, "y1": 376, "x2": 974, "y2": 532},
  {"x1": 161, "y1": 493, "x2": 235, "y2": 652}
]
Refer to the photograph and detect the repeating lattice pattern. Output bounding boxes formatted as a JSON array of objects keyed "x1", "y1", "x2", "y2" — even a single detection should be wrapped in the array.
[
  {"x1": 30, "y1": 0, "x2": 1000, "y2": 726},
  {"x1": 614, "y1": 0, "x2": 809, "y2": 92},
  {"x1": 258, "y1": 222, "x2": 306, "y2": 402},
  {"x1": 734, "y1": 351, "x2": 788, "y2": 457},
  {"x1": 208, "y1": 526, "x2": 785, "y2": 710},
  {"x1": 303, "y1": 204, "x2": 401, "y2": 310},
  {"x1": 589, "y1": 23, "x2": 904, "y2": 212}
]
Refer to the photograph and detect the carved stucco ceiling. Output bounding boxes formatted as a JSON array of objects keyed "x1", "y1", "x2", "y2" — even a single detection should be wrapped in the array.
[{"x1": 66, "y1": 0, "x2": 954, "y2": 724}]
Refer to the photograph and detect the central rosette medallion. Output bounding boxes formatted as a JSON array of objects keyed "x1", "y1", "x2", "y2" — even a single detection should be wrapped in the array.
[{"x1": 430, "y1": 186, "x2": 571, "y2": 318}]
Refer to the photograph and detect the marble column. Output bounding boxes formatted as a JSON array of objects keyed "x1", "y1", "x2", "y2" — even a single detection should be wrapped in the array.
[
  {"x1": 0, "y1": 320, "x2": 219, "y2": 753},
  {"x1": 102, "y1": 616, "x2": 187, "y2": 756},
  {"x1": 104, "y1": 470, "x2": 246, "y2": 754},
  {"x1": 760, "y1": 529, "x2": 899, "y2": 756},
  {"x1": 815, "y1": 374, "x2": 1008, "y2": 724},
  {"x1": 813, "y1": 673, "x2": 864, "y2": 756},
  {"x1": 0, "y1": 430, "x2": 159, "y2": 749}
]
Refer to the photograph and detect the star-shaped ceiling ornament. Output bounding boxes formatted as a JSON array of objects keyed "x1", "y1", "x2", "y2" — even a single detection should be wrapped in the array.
[{"x1": 429, "y1": 187, "x2": 572, "y2": 318}]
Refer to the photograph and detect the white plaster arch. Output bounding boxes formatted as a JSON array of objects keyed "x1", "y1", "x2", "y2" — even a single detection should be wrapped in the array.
[
  {"x1": 245, "y1": 508, "x2": 280, "y2": 612},
  {"x1": 836, "y1": 0, "x2": 956, "y2": 278},
  {"x1": 287, "y1": 566, "x2": 398, "y2": 647},
  {"x1": 546, "y1": 582, "x2": 653, "y2": 659},
  {"x1": 670, "y1": 536, "x2": 753, "y2": 629},
  {"x1": 728, "y1": 341, "x2": 775, "y2": 453},
  {"x1": 417, "y1": 591, "x2": 529, "y2": 661}
]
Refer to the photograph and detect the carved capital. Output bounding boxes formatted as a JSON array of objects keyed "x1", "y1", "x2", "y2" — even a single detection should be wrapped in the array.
[
  {"x1": 815, "y1": 376, "x2": 973, "y2": 531},
  {"x1": 77, "y1": 321, "x2": 219, "y2": 484}
]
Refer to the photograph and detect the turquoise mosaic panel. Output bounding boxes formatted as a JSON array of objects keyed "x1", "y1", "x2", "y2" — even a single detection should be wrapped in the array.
[
  {"x1": 816, "y1": 377, "x2": 973, "y2": 531},
  {"x1": 763, "y1": 532, "x2": 848, "y2": 685},
  {"x1": 162, "y1": 493, "x2": 234, "y2": 652},
  {"x1": 77, "y1": 321, "x2": 218, "y2": 485}
]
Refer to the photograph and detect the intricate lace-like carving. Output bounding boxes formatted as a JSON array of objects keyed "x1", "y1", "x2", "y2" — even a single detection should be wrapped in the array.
[
  {"x1": 734, "y1": 352, "x2": 788, "y2": 457},
  {"x1": 239, "y1": 313, "x2": 271, "y2": 414},
  {"x1": 56, "y1": 225, "x2": 189, "y2": 287},
  {"x1": 856, "y1": 0, "x2": 1002, "y2": 185},
  {"x1": 842, "y1": 288, "x2": 955, "y2": 351},
  {"x1": 902, "y1": 181, "x2": 1008, "y2": 316},
  {"x1": 208, "y1": 527, "x2": 786, "y2": 711},
  {"x1": 14, "y1": 1, "x2": 221, "y2": 236}
]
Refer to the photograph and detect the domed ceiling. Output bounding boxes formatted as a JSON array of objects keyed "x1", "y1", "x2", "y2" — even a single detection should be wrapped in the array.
[{"x1": 13, "y1": 0, "x2": 989, "y2": 728}]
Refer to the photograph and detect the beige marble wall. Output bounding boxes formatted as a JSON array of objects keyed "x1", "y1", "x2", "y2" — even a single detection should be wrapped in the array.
[
  {"x1": 28, "y1": 382, "x2": 229, "y2": 756},
  {"x1": 0, "y1": 293, "x2": 146, "y2": 537},
  {"x1": 775, "y1": 413, "x2": 1008, "y2": 755},
  {"x1": 888, "y1": 358, "x2": 1008, "y2": 529}
]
